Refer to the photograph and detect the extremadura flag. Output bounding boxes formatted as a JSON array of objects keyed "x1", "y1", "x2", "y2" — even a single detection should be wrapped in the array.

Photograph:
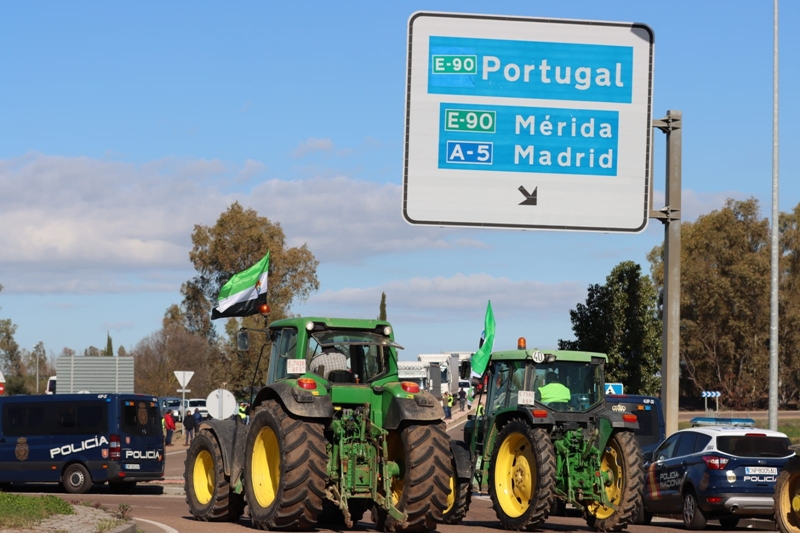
[{"x1": 211, "y1": 252, "x2": 270, "y2": 319}]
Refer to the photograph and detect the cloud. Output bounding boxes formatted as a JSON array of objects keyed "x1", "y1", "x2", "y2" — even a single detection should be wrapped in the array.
[
  {"x1": 237, "y1": 159, "x2": 266, "y2": 181},
  {"x1": 303, "y1": 273, "x2": 585, "y2": 322},
  {"x1": 0, "y1": 153, "x2": 479, "y2": 295},
  {"x1": 291, "y1": 137, "x2": 334, "y2": 159},
  {"x1": 246, "y1": 175, "x2": 466, "y2": 262}
]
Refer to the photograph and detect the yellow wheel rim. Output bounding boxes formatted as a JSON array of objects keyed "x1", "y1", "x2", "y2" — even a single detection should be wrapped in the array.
[
  {"x1": 444, "y1": 475, "x2": 456, "y2": 514},
  {"x1": 782, "y1": 471, "x2": 800, "y2": 524},
  {"x1": 386, "y1": 433, "x2": 404, "y2": 506},
  {"x1": 587, "y1": 438, "x2": 624, "y2": 520},
  {"x1": 251, "y1": 426, "x2": 280, "y2": 508},
  {"x1": 193, "y1": 449, "x2": 214, "y2": 506},
  {"x1": 494, "y1": 432, "x2": 535, "y2": 518}
]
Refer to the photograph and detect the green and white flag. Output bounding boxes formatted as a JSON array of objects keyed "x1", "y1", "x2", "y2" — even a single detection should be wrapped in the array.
[
  {"x1": 470, "y1": 300, "x2": 495, "y2": 378},
  {"x1": 211, "y1": 252, "x2": 270, "y2": 319}
]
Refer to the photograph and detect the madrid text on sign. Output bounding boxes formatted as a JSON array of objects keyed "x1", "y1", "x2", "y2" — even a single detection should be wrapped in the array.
[{"x1": 439, "y1": 102, "x2": 618, "y2": 175}]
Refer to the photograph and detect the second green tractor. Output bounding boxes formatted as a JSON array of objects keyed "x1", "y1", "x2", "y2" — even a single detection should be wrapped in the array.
[{"x1": 455, "y1": 340, "x2": 644, "y2": 531}]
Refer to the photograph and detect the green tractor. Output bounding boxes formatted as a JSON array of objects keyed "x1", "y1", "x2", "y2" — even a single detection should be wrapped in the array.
[
  {"x1": 774, "y1": 446, "x2": 800, "y2": 533},
  {"x1": 184, "y1": 316, "x2": 470, "y2": 531},
  {"x1": 455, "y1": 339, "x2": 644, "y2": 531}
]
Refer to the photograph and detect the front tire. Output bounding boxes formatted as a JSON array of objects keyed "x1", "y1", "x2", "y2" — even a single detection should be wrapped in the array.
[
  {"x1": 380, "y1": 422, "x2": 453, "y2": 532},
  {"x1": 584, "y1": 430, "x2": 642, "y2": 531},
  {"x1": 245, "y1": 400, "x2": 328, "y2": 531},
  {"x1": 62, "y1": 463, "x2": 92, "y2": 494},
  {"x1": 184, "y1": 429, "x2": 244, "y2": 522},
  {"x1": 442, "y1": 441, "x2": 472, "y2": 524},
  {"x1": 776, "y1": 459, "x2": 800, "y2": 533},
  {"x1": 489, "y1": 421, "x2": 556, "y2": 530}
]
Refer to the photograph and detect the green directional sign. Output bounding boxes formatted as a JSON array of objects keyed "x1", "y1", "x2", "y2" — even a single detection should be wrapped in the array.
[
  {"x1": 444, "y1": 109, "x2": 496, "y2": 133},
  {"x1": 431, "y1": 54, "x2": 477, "y2": 74}
]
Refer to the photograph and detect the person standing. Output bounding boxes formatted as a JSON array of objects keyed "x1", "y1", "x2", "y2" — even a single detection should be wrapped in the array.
[
  {"x1": 183, "y1": 409, "x2": 196, "y2": 446},
  {"x1": 164, "y1": 410, "x2": 176, "y2": 446},
  {"x1": 442, "y1": 392, "x2": 451, "y2": 419},
  {"x1": 458, "y1": 387, "x2": 467, "y2": 412}
]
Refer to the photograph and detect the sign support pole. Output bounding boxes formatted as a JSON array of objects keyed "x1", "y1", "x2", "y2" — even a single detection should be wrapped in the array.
[{"x1": 651, "y1": 110, "x2": 682, "y2": 437}]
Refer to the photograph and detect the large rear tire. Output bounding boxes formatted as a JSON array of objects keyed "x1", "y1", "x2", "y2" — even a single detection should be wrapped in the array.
[
  {"x1": 245, "y1": 400, "x2": 328, "y2": 531},
  {"x1": 584, "y1": 430, "x2": 642, "y2": 531},
  {"x1": 489, "y1": 421, "x2": 556, "y2": 530},
  {"x1": 184, "y1": 429, "x2": 244, "y2": 522},
  {"x1": 775, "y1": 457, "x2": 800, "y2": 533},
  {"x1": 379, "y1": 422, "x2": 453, "y2": 532}
]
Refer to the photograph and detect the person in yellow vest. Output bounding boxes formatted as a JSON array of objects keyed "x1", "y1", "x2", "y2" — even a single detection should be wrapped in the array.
[
  {"x1": 446, "y1": 392, "x2": 455, "y2": 418},
  {"x1": 538, "y1": 371, "x2": 571, "y2": 405},
  {"x1": 475, "y1": 403, "x2": 485, "y2": 417},
  {"x1": 238, "y1": 403, "x2": 249, "y2": 424}
]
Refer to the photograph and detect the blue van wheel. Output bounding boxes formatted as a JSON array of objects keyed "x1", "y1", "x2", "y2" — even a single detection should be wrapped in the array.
[{"x1": 63, "y1": 463, "x2": 92, "y2": 494}]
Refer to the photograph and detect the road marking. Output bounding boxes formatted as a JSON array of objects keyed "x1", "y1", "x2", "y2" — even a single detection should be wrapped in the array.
[{"x1": 135, "y1": 517, "x2": 179, "y2": 533}]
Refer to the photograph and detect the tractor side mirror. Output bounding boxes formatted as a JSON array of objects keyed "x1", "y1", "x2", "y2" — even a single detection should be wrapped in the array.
[{"x1": 237, "y1": 330, "x2": 250, "y2": 351}]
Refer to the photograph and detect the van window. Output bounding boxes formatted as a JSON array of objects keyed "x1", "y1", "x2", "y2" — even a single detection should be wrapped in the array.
[
  {"x1": 3, "y1": 404, "x2": 48, "y2": 436},
  {"x1": 120, "y1": 400, "x2": 161, "y2": 437},
  {"x1": 55, "y1": 403, "x2": 108, "y2": 434}
]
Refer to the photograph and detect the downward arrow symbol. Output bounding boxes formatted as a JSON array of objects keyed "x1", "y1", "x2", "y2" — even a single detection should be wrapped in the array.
[{"x1": 518, "y1": 186, "x2": 538, "y2": 206}]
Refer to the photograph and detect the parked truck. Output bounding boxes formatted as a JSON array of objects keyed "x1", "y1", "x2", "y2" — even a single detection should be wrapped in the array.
[
  {"x1": 184, "y1": 316, "x2": 472, "y2": 531},
  {"x1": 453, "y1": 339, "x2": 643, "y2": 531}
]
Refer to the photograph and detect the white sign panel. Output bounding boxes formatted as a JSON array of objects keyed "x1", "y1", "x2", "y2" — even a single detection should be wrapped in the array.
[
  {"x1": 174, "y1": 370, "x2": 194, "y2": 389},
  {"x1": 403, "y1": 12, "x2": 654, "y2": 232}
]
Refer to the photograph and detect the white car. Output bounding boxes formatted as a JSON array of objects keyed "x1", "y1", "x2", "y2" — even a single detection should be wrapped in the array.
[{"x1": 184, "y1": 398, "x2": 209, "y2": 420}]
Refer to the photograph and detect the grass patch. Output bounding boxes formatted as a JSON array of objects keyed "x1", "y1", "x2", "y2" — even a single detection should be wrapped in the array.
[
  {"x1": 0, "y1": 492, "x2": 74, "y2": 529},
  {"x1": 678, "y1": 418, "x2": 800, "y2": 443},
  {"x1": 95, "y1": 518, "x2": 127, "y2": 532}
]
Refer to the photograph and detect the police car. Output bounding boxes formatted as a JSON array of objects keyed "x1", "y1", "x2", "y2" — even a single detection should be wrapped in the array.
[{"x1": 641, "y1": 418, "x2": 793, "y2": 529}]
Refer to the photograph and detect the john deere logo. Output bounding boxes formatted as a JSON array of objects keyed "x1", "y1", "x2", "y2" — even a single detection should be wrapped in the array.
[
  {"x1": 137, "y1": 402, "x2": 148, "y2": 425},
  {"x1": 15, "y1": 437, "x2": 29, "y2": 461}
]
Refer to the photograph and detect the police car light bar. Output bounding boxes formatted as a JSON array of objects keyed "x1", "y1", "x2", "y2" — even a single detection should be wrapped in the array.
[{"x1": 690, "y1": 417, "x2": 756, "y2": 428}]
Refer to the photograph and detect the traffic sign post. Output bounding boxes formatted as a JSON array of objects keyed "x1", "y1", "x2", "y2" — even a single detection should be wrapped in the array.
[
  {"x1": 404, "y1": 12, "x2": 654, "y2": 232},
  {"x1": 701, "y1": 391, "x2": 721, "y2": 416},
  {"x1": 174, "y1": 371, "x2": 194, "y2": 422}
]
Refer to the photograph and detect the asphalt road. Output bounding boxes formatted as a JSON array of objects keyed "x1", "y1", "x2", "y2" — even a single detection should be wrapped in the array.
[{"x1": 6, "y1": 411, "x2": 789, "y2": 532}]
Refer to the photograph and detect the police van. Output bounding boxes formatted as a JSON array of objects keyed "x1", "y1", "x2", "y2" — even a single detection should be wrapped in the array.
[
  {"x1": 605, "y1": 394, "x2": 666, "y2": 456},
  {"x1": 0, "y1": 393, "x2": 165, "y2": 493}
]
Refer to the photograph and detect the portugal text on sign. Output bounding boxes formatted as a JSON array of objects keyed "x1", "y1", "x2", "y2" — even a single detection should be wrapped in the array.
[{"x1": 428, "y1": 36, "x2": 633, "y2": 103}]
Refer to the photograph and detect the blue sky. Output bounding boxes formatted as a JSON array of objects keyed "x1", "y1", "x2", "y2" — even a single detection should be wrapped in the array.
[{"x1": 0, "y1": 2, "x2": 797, "y2": 364}]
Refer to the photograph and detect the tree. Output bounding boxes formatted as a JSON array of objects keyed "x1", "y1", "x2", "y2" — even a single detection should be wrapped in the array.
[
  {"x1": 378, "y1": 292, "x2": 387, "y2": 321},
  {"x1": 178, "y1": 202, "x2": 319, "y2": 392},
  {"x1": 647, "y1": 198, "x2": 771, "y2": 409},
  {"x1": 105, "y1": 332, "x2": 113, "y2": 356},
  {"x1": 776, "y1": 204, "x2": 800, "y2": 405},
  {"x1": 130, "y1": 324, "x2": 219, "y2": 398},
  {"x1": 0, "y1": 283, "x2": 30, "y2": 395},
  {"x1": 558, "y1": 261, "x2": 662, "y2": 395}
]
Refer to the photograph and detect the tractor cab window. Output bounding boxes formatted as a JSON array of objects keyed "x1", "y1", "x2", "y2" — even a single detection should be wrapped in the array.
[
  {"x1": 487, "y1": 362, "x2": 512, "y2": 412},
  {"x1": 268, "y1": 327, "x2": 300, "y2": 382},
  {"x1": 533, "y1": 361, "x2": 602, "y2": 412},
  {"x1": 306, "y1": 330, "x2": 400, "y2": 384}
]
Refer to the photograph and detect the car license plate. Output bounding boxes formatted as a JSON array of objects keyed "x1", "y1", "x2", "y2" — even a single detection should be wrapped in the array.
[
  {"x1": 745, "y1": 467, "x2": 777, "y2": 475},
  {"x1": 125, "y1": 463, "x2": 140, "y2": 470}
]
